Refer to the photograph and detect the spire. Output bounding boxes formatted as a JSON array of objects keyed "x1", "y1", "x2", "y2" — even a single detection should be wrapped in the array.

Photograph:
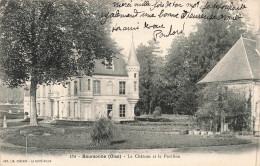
[{"x1": 127, "y1": 34, "x2": 140, "y2": 67}]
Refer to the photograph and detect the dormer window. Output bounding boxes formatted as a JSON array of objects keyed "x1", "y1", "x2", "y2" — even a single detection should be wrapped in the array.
[{"x1": 105, "y1": 59, "x2": 114, "y2": 70}]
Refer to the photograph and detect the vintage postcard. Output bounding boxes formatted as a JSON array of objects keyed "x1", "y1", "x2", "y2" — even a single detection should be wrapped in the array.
[{"x1": 0, "y1": 0, "x2": 259, "y2": 165}]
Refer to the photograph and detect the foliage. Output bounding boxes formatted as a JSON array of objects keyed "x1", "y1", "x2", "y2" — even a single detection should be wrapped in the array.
[
  {"x1": 179, "y1": 130, "x2": 189, "y2": 135},
  {"x1": 196, "y1": 84, "x2": 250, "y2": 132},
  {"x1": 0, "y1": 0, "x2": 116, "y2": 125},
  {"x1": 154, "y1": 106, "x2": 162, "y2": 114},
  {"x1": 162, "y1": 0, "x2": 253, "y2": 115},
  {"x1": 19, "y1": 126, "x2": 55, "y2": 136},
  {"x1": 136, "y1": 40, "x2": 164, "y2": 114},
  {"x1": 90, "y1": 118, "x2": 115, "y2": 145},
  {"x1": 153, "y1": 106, "x2": 162, "y2": 118},
  {"x1": 0, "y1": 84, "x2": 24, "y2": 103},
  {"x1": 163, "y1": 35, "x2": 200, "y2": 115}
]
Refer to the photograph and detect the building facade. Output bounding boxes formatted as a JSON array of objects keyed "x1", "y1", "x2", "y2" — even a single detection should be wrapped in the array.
[
  {"x1": 198, "y1": 35, "x2": 260, "y2": 136},
  {"x1": 24, "y1": 39, "x2": 140, "y2": 122}
]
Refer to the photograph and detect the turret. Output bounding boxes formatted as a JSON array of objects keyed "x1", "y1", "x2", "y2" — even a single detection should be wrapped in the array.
[
  {"x1": 126, "y1": 35, "x2": 140, "y2": 99},
  {"x1": 126, "y1": 35, "x2": 140, "y2": 120},
  {"x1": 126, "y1": 37, "x2": 140, "y2": 69}
]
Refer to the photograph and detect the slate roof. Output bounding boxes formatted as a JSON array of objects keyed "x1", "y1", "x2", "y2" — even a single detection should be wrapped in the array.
[
  {"x1": 127, "y1": 40, "x2": 140, "y2": 67},
  {"x1": 198, "y1": 37, "x2": 260, "y2": 83},
  {"x1": 93, "y1": 54, "x2": 128, "y2": 76}
]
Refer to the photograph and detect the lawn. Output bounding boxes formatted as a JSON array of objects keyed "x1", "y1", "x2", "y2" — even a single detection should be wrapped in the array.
[{"x1": 0, "y1": 123, "x2": 253, "y2": 155}]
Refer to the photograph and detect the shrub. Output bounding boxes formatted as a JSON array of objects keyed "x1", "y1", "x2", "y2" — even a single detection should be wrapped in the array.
[
  {"x1": 134, "y1": 107, "x2": 141, "y2": 116},
  {"x1": 153, "y1": 106, "x2": 162, "y2": 118},
  {"x1": 179, "y1": 129, "x2": 189, "y2": 135},
  {"x1": 90, "y1": 118, "x2": 115, "y2": 145}
]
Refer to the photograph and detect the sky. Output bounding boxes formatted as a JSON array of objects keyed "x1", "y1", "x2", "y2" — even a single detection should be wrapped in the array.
[{"x1": 109, "y1": 0, "x2": 260, "y2": 58}]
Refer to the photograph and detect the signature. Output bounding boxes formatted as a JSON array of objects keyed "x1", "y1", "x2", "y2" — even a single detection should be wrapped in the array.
[{"x1": 153, "y1": 23, "x2": 185, "y2": 42}]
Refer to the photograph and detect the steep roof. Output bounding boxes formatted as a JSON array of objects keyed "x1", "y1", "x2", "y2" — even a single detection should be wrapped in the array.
[
  {"x1": 93, "y1": 54, "x2": 128, "y2": 76},
  {"x1": 127, "y1": 40, "x2": 140, "y2": 67},
  {"x1": 198, "y1": 37, "x2": 260, "y2": 83}
]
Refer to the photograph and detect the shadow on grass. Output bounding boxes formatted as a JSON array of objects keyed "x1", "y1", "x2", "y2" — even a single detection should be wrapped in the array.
[{"x1": 111, "y1": 140, "x2": 126, "y2": 145}]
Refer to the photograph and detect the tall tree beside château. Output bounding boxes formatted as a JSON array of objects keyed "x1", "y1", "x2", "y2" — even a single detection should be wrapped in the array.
[
  {"x1": 136, "y1": 40, "x2": 163, "y2": 115},
  {"x1": 0, "y1": 0, "x2": 117, "y2": 126}
]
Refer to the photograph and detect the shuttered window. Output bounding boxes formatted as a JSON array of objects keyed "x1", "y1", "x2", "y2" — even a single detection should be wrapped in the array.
[{"x1": 93, "y1": 80, "x2": 101, "y2": 95}]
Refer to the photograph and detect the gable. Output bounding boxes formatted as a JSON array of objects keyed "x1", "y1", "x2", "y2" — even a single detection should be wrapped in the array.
[
  {"x1": 93, "y1": 54, "x2": 128, "y2": 77},
  {"x1": 199, "y1": 37, "x2": 260, "y2": 83},
  {"x1": 243, "y1": 38, "x2": 260, "y2": 79}
]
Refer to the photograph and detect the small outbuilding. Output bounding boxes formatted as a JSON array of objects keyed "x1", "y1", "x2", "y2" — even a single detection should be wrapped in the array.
[{"x1": 198, "y1": 32, "x2": 260, "y2": 136}]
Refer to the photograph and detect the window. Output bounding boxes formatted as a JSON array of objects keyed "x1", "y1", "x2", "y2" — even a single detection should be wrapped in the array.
[
  {"x1": 57, "y1": 101, "x2": 59, "y2": 116},
  {"x1": 74, "y1": 81, "x2": 78, "y2": 95},
  {"x1": 119, "y1": 81, "x2": 126, "y2": 95},
  {"x1": 43, "y1": 85, "x2": 46, "y2": 97},
  {"x1": 67, "y1": 82, "x2": 71, "y2": 95},
  {"x1": 74, "y1": 102, "x2": 77, "y2": 118},
  {"x1": 61, "y1": 102, "x2": 64, "y2": 117},
  {"x1": 49, "y1": 85, "x2": 51, "y2": 93},
  {"x1": 134, "y1": 73, "x2": 137, "y2": 78},
  {"x1": 37, "y1": 88, "x2": 40, "y2": 97},
  {"x1": 107, "y1": 81, "x2": 113, "y2": 95},
  {"x1": 107, "y1": 104, "x2": 113, "y2": 118},
  {"x1": 105, "y1": 59, "x2": 114, "y2": 70},
  {"x1": 37, "y1": 103, "x2": 40, "y2": 115},
  {"x1": 68, "y1": 102, "x2": 71, "y2": 116},
  {"x1": 134, "y1": 81, "x2": 137, "y2": 92},
  {"x1": 88, "y1": 79, "x2": 91, "y2": 91},
  {"x1": 43, "y1": 102, "x2": 45, "y2": 113},
  {"x1": 119, "y1": 104, "x2": 126, "y2": 117},
  {"x1": 93, "y1": 80, "x2": 101, "y2": 95},
  {"x1": 79, "y1": 79, "x2": 81, "y2": 91}
]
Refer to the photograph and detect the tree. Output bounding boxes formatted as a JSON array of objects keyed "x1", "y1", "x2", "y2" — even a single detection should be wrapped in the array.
[
  {"x1": 196, "y1": 84, "x2": 249, "y2": 132},
  {"x1": 0, "y1": 0, "x2": 116, "y2": 126},
  {"x1": 136, "y1": 40, "x2": 163, "y2": 115},
  {"x1": 163, "y1": 35, "x2": 199, "y2": 115},
  {"x1": 0, "y1": 84, "x2": 24, "y2": 104},
  {"x1": 163, "y1": 0, "x2": 253, "y2": 115}
]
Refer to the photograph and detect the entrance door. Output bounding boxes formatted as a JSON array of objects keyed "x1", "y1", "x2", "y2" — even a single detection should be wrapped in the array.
[{"x1": 107, "y1": 104, "x2": 113, "y2": 119}]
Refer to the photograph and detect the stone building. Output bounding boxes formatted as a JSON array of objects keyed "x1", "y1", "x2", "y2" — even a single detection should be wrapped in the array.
[
  {"x1": 198, "y1": 33, "x2": 260, "y2": 136},
  {"x1": 24, "y1": 38, "x2": 140, "y2": 122}
]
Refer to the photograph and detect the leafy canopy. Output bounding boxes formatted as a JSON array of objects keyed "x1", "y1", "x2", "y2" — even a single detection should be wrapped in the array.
[
  {"x1": 162, "y1": 0, "x2": 253, "y2": 115},
  {"x1": 0, "y1": 0, "x2": 117, "y2": 87}
]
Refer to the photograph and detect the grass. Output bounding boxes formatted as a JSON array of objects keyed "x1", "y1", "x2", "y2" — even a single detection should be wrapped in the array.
[{"x1": 1, "y1": 124, "x2": 252, "y2": 153}]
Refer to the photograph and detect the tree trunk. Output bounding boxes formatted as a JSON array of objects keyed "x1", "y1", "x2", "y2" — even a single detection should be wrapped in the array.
[
  {"x1": 220, "y1": 116, "x2": 226, "y2": 133},
  {"x1": 30, "y1": 78, "x2": 38, "y2": 126},
  {"x1": 149, "y1": 102, "x2": 152, "y2": 115},
  {"x1": 209, "y1": 119, "x2": 212, "y2": 132}
]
